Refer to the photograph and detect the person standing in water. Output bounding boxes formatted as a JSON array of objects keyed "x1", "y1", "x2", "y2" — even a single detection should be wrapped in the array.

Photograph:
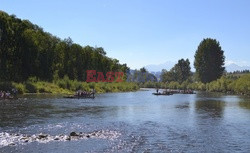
[{"x1": 92, "y1": 88, "x2": 96, "y2": 98}]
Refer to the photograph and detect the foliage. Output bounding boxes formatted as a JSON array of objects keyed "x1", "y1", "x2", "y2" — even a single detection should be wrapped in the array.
[
  {"x1": 127, "y1": 68, "x2": 157, "y2": 83},
  {"x1": 140, "y1": 74, "x2": 250, "y2": 96},
  {"x1": 194, "y1": 38, "x2": 225, "y2": 83},
  {"x1": 0, "y1": 80, "x2": 139, "y2": 94},
  {"x1": 24, "y1": 82, "x2": 37, "y2": 93},
  {"x1": 161, "y1": 59, "x2": 191, "y2": 83},
  {"x1": 12, "y1": 83, "x2": 25, "y2": 94},
  {"x1": 0, "y1": 82, "x2": 13, "y2": 91},
  {"x1": 0, "y1": 11, "x2": 129, "y2": 82},
  {"x1": 234, "y1": 74, "x2": 250, "y2": 95}
]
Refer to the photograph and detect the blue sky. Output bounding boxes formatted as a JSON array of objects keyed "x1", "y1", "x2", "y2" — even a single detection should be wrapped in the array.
[{"x1": 1, "y1": 0, "x2": 250, "y2": 70}]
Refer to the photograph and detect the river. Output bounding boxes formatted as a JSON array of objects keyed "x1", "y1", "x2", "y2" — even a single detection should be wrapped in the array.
[{"x1": 0, "y1": 89, "x2": 250, "y2": 153}]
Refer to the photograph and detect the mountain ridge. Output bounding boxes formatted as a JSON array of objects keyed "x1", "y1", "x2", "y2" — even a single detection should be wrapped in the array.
[{"x1": 144, "y1": 62, "x2": 250, "y2": 73}]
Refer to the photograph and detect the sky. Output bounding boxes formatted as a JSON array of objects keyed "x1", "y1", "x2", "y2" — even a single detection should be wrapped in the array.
[{"x1": 0, "y1": 0, "x2": 250, "y2": 70}]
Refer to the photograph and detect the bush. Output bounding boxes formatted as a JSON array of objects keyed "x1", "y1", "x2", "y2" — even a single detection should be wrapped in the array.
[
  {"x1": 38, "y1": 87, "x2": 46, "y2": 93},
  {"x1": 0, "y1": 82, "x2": 13, "y2": 91},
  {"x1": 235, "y1": 74, "x2": 250, "y2": 95},
  {"x1": 27, "y1": 76, "x2": 39, "y2": 83},
  {"x1": 25, "y1": 82, "x2": 37, "y2": 93},
  {"x1": 12, "y1": 83, "x2": 25, "y2": 94},
  {"x1": 168, "y1": 81, "x2": 180, "y2": 89}
]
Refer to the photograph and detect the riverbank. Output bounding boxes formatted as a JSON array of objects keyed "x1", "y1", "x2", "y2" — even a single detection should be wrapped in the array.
[
  {"x1": 0, "y1": 77, "x2": 139, "y2": 95},
  {"x1": 140, "y1": 73, "x2": 250, "y2": 96}
]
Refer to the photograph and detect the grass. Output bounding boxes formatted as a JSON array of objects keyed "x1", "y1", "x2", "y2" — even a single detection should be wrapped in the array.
[
  {"x1": 139, "y1": 73, "x2": 250, "y2": 96},
  {"x1": 0, "y1": 76, "x2": 139, "y2": 95}
]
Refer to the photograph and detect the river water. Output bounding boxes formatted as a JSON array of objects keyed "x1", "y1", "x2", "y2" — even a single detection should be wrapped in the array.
[{"x1": 0, "y1": 89, "x2": 250, "y2": 153}]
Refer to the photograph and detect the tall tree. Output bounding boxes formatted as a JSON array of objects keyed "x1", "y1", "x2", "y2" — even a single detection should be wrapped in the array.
[
  {"x1": 194, "y1": 38, "x2": 225, "y2": 83},
  {"x1": 0, "y1": 11, "x2": 129, "y2": 82},
  {"x1": 172, "y1": 59, "x2": 191, "y2": 83},
  {"x1": 161, "y1": 59, "x2": 191, "y2": 83}
]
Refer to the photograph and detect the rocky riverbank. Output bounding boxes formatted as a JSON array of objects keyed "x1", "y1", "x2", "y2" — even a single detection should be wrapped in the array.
[{"x1": 0, "y1": 130, "x2": 121, "y2": 147}]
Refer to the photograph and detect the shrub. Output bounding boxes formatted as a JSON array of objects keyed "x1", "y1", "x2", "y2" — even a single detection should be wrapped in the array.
[
  {"x1": 0, "y1": 82, "x2": 13, "y2": 91},
  {"x1": 12, "y1": 83, "x2": 25, "y2": 94},
  {"x1": 235, "y1": 74, "x2": 250, "y2": 95},
  {"x1": 25, "y1": 82, "x2": 37, "y2": 93}
]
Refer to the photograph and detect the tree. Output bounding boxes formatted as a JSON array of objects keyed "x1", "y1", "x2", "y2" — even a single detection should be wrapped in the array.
[
  {"x1": 161, "y1": 59, "x2": 191, "y2": 83},
  {"x1": 194, "y1": 38, "x2": 225, "y2": 83},
  {"x1": 140, "y1": 67, "x2": 147, "y2": 73},
  {"x1": 0, "y1": 11, "x2": 129, "y2": 82},
  {"x1": 161, "y1": 69, "x2": 175, "y2": 82},
  {"x1": 172, "y1": 59, "x2": 191, "y2": 83}
]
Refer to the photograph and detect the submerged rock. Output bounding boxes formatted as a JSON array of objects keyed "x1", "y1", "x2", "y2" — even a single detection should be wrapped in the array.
[
  {"x1": 65, "y1": 136, "x2": 71, "y2": 141},
  {"x1": 38, "y1": 134, "x2": 48, "y2": 139},
  {"x1": 9, "y1": 143, "x2": 15, "y2": 146},
  {"x1": 70, "y1": 132, "x2": 79, "y2": 137},
  {"x1": 20, "y1": 136, "x2": 29, "y2": 141},
  {"x1": 0, "y1": 130, "x2": 120, "y2": 147}
]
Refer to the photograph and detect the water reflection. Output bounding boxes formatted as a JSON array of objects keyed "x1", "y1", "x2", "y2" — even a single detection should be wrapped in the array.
[
  {"x1": 196, "y1": 91, "x2": 225, "y2": 98},
  {"x1": 175, "y1": 102, "x2": 190, "y2": 109},
  {"x1": 195, "y1": 100, "x2": 225, "y2": 118},
  {"x1": 239, "y1": 99, "x2": 250, "y2": 110},
  {"x1": 0, "y1": 99, "x2": 54, "y2": 127}
]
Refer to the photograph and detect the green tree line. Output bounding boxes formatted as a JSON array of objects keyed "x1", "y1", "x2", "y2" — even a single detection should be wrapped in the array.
[
  {"x1": 141, "y1": 74, "x2": 250, "y2": 96},
  {"x1": 141, "y1": 38, "x2": 250, "y2": 95},
  {"x1": 0, "y1": 11, "x2": 128, "y2": 82},
  {"x1": 161, "y1": 59, "x2": 191, "y2": 83}
]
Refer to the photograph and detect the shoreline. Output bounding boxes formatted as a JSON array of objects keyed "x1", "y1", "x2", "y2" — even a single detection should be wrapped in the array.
[{"x1": 140, "y1": 87, "x2": 250, "y2": 97}]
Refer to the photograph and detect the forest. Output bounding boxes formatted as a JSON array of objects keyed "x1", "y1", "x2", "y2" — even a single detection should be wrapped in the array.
[
  {"x1": 0, "y1": 11, "x2": 138, "y2": 93},
  {"x1": 0, "y1": 11, "x2": 129, "y2": 82}
]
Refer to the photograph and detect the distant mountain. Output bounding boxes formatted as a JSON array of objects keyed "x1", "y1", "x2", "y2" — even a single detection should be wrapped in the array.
[
  {"x1": 226, "y1": 64, "x2": 250, "y2": 72},
  {"x1": 145, "y1": 62, "x2": 250, "y2": 74},
  {"x1": 145, "y1": 61, "x2": 175, "y2": 72}
]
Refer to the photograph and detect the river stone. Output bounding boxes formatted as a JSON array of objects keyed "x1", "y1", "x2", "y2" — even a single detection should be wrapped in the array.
[
  {"x1": 65, "y1": 136, "x2": 71, "y2": 141},
  {"x1": 20, "y1": 137, "x2": 28, "y2": 140},
  {"x1": 70, "y1": 132, "x2": 79, "y2": 136},
  {"x1": 9, "y1": 143, "x2": 15, "y2": 146},
  {"x1": 38, "y1": 134, "x2": 48, "y2": 139}
]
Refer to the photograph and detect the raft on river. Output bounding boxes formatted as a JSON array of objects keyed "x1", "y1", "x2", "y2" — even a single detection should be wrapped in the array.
[
  {"x1": 63, "y1": 94, "x2": 95, "y2": 99},
  {"x1": 64, "y1": 90, "x2": 95, "y2": 99},
  {"x1": 152, "y1": 91, "x2": 173, "y2": 96},
  {"x1": 153, "y1": 89, "x2": 195, "y2": 96}
]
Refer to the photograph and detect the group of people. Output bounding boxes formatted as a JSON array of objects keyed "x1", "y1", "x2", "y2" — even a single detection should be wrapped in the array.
[
  {"x1": 0, "y1": 88, "x2": 17, "y2": 100},
  {"x1": 0, "y1": 91, "x2": 12, "y2": 99},
  {"x1": 75, "y1": 89, "x2": 96, "y2": 97}
]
